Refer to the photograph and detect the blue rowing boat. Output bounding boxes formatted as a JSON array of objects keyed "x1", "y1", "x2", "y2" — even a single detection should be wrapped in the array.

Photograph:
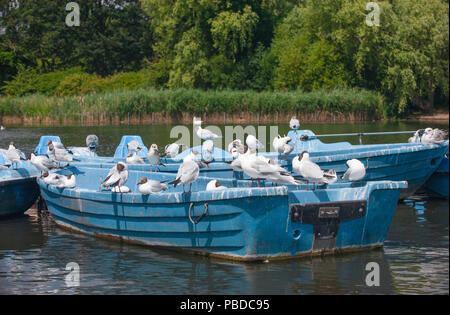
[
  {"x1": 0, "y1": 159, "x2": 41, "y2": 219},
  {"x1": 38, "y1": 165, "x2": 407, "y2": 261}
]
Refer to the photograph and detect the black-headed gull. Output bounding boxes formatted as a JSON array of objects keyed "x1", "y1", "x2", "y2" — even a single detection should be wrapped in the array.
[
  {"x1": 41, "y1": 171, "x2": 63, "y2": 185},
  {"x1": 341, "y1": 159, "x2": 366, "y2": 182},
  {"x1": 421, "y1": 128, "x2": 448, "y2": 145},
  {"x1": 273, "y1": 135, "x2": 294, "y2": 159},
  {"x1": 292, "y1": 151, "x2": 337, "y2": 189},
  {"x1": 48, "y1": 143, "x2": 79, "y2": 163},
  {"x1": 246, "y1": 135, "x2": 264, "y2": 151},
  {"x1": 57, "y1": 174, "x2": 76, "y2": 188},
  {"x1": 147, "y1": 144, "x2": 165, "y2": 171},
  {"x1": 30, "y1": 153, "x2": 61, "y2": 174},
  {"x1": 206, "y1": 179, "x2": 227, "y2": 191},
  {"x1": 86, "y1": 135, "x2": 99, "y2": 151},
  {"x1": 4, "y1": 142, "x2": 25, "y2": 168},
  {"x1": 169, "y1": 152, "x2": 200, "y2": 193},
  {"x1": 290, "y1": 117, "x2": 300, "y2": 130},
  {"x1": 202, "y1": 140, "x2": 214, "y2": 162},
  {"x1": 100, "y1": 162, "x2": 129, "y2": 191},
  {"x1": 137, "y1": 176, "x2": 168, "y2": 195},
  {"x1": 193, "y1": 117, "x2": 221, "y2": 140},
  {"x1": 127, "y1": 140, "x2": 143, "y2": 153},
  {"x1": 164, "y1": 143, "x2": 187, "y2": 158},
  {"x1": 126, "y1": 153, "x2": 145, "y2": 164},
  {"x1": 408, "y1": 129, "x2": 425, "y2": 143}
]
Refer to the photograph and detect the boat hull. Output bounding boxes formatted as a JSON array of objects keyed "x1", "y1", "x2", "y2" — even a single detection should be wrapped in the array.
[
  {"x1": 38, "y1": 168, "x2": 406, "y2": 261},
  {"x1": 0, "y1": 177, "x2": 40, "y2": 218},
  {"x1": 423, "y1": 157, "x2": 449, "y2": 198}
]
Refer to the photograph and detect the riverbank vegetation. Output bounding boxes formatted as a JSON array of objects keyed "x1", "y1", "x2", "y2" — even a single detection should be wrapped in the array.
[
  {"x1": 0, "y1": 0, "x2": 448, "y2": 120},
  {"x1": 0, "y1": 88, "x2": 382, "y2": 122}
]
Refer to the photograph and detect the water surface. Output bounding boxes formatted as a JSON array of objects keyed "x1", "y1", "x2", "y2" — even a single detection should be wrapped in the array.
[{"x1": 0, "y1": 121, "x2": 448, "y2": 294}]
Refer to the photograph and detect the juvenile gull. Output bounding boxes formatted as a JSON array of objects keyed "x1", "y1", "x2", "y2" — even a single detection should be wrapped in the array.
[{"x1": 126, "y1": 153, "x2": 145, "y2": 164}]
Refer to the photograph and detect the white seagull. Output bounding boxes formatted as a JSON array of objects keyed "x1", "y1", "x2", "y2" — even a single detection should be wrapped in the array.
[
  {"x1": 48, "y1": 143, "x2": 79, "y2": 163},
  {"x1": 341, "y1": 159, "x2": 366, "y2": 182},
  {"x1": 169, "y1": 152, "x2": 200, "y2": 193},
  {"x1": 408, "y1": 129, "x2": 425, "y2": 143},
  {"x1": 201, "y1": 139, "x2": 214, "y2": 162},
  {"x1": 137, "y1": 176, "x2": 169, "y2": 195},
  {"x1": 57, "y1": 174, "x2": 76, "y2": 188},
  {"x1": 126, "y1": 153, "x2": 145, "y2": 164},
  {"x1": 41, "y1": 171, "x2": 63, "y2": 185},
  {"x1": 30, "y1": 153, "x2": 61, "y2": 174},
  {"x1": 290, "y1": 117, "x2": 300, "y2": 130},
  {"x1": 127, "y1": 140, "x2": 143, "y2": 153},
  {"x1": 193, "y1": 117, "x2": 221, "y2": 140},
  {"x1": 164, "y1": 143, "x2": 187, "y2": 158},
  {"x1": 246, "y1": 135, "x2": 264, "y2": 151},
  {"x1": 421, "y1": 128, "x2": 448, "y2": 145},
  {"x1": 0, "y1": 126, "x2": 5, "y2": 131},
  {"x1": 100, "y1": 162, "x2": 129, "y2": 191},
  {"x1": 292, "y1": 151, "x2": 337, "y2": 189},
  {"x1": 147, "y1": 144, "x2": 165, "y2": 171},
  {"x1": 273, "y1": 135, "x2": 294, "y2": 158},
  {"x1": 4, "y1": 142, "x2": 26, "y2": 168},
  {"x1": 206, "y1": 180, "x2": 227, "y2": 191}
]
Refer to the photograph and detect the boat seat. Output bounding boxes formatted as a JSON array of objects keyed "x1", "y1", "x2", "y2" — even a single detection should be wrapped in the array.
[
  {"x1": 34, "y1": 136, "x2": 63, "y2": 155},
  {"x1": 113, "y1": 135, "x2": 148, "y2": 159}
]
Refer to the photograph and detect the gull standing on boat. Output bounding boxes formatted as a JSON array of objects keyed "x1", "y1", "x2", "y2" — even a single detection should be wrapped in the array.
[
  {"x1": 127, "y1": 140, "x2": 143, "y2": 153},
  {"x1": 86, "y1": 135, "x2": 99, "y2": 151},
  {"x1": 101, "y1": 162, "x2": 129, "y2": 191},
  {"x1": 148, "y1": 144, "x2": 164, "y2": 171},
  {"x1": 169, "y1": 152, "x2": 200, "y2": 193},
  {"x1": 246, "y1": 135, "x2": 264, "y2": 151},
  {"x1": 341, "y1": 159, "x2": 366, "y2": 182},
  {"x1": 273, "y1": 135, "x2": 294, "y2": 158},
  {"x1": 164, "y1": 143, "x2": 187, "y2": 158},
  {"x1": 126, "y1": 153, "x2": 145, "y2": 164},
  {"x1": 292, "y1": 151, "x2": 337, "y2": 189},
  {"x1": 240, "y1": 146, "x2": 291, "y2": 187},
  {"x1": 193, "y1": 117, "x2": 221, "y2": 140},
  {"x1": 421, "y1": 128, "x2": 448, "y2": 145},
  {"x1": 290, "y1": 117, "x2": 300, "y2": 130},
  {"x1": 30, "y1": 153, "x2": 61, "y2": 174},
  {"x1": 0, "y1": 126, "x2": 5, "y2": 131},
  {"x1": 48, "y1": 142, "x2": 79, "y2": 163},
  {"x1": 202, "y1": 140, "x2": 214, "y2": 162},
  {"x1": 206, "y1": 180, "x2": 227, "y2": 191},
  {"x1": 137, "y1": 176, "x2": 168, "y2": 195},
  {"x1": 4, "y1": 142, "x2": 25, "y2": 168}
]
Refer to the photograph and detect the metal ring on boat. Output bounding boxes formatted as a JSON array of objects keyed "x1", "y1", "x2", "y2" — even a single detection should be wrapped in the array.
[{"x1": 188, "y1": 202, "x2": 209, "y2": 225}]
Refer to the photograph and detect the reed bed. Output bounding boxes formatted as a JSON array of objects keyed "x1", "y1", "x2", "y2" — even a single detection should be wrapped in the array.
[{"x1": 0, "y1": 88, "x2": 383, "y2": 123}]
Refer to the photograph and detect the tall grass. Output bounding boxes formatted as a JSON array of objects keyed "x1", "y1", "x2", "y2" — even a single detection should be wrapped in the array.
[{"x1": 0, "y1": 88, "x2": 383, "y2": 120}]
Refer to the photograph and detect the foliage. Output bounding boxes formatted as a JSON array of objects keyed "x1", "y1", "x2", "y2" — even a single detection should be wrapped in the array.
[{"x1": 0, "y1": 88, "x2": 382, "y2": 119}]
